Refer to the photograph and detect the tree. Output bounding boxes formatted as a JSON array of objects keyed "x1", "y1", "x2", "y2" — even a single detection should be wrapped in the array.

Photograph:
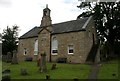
[
  {"x1": 77, "y1": 1, "x2": 120, "y2": 58},
  {"x1": 2, "y1": 25, "x2": 19, "y2": 55}
]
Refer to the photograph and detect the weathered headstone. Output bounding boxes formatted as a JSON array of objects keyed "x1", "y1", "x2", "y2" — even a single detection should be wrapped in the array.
[
  {"x1": 39, "y1": 52, "x2": 47, "y2": 72},
  {"x1": 2, "y1": 69, "x2": 11, "y2": 81},
  {"x1": 20, "y1": 68, "x2": 28, "y2": 76},
  {"x1": 37, "y1": 55, "x2": 41, "y2": 67},
  {"x1": 51, "y1": 63, "x2": 57, "y2": 70},
  {"x1": 6, "y1": 52, "x2": 12, "y2": 63},
  {"x1": 46, "y1": 74, "x2": 50, "y2": 80},
  {"x1": 11, "y1": 50, "x2": 18, "y2": 64}
]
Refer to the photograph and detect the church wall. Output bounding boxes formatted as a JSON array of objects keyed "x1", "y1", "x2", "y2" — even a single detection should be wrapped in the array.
[
  {"x1": 51, "y1": 31, "x2": 86, "y2": 63},
  {"x1": 84, "y1": 17, "x2": 97, "y2": 61},
  {"x1": 38, "y1": 29, "x2": 51, "y2": 62},
  {"x1": 50, "y1": 18, "x2": 96, "y2": 63},
  {"x1": 17, "y1": 37, "x2": 38, "y2": 61}
]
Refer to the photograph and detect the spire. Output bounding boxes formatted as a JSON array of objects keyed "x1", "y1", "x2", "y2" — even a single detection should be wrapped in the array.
[
  {"x1": 46, "y1": 4, "x2": 48, "y2": 8},
  {"x1": 40, "y1": 4, "x2": 51, "y2": 27}
]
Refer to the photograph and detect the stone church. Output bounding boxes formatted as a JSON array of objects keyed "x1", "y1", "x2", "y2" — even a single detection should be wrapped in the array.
[{"x1": 17, "y1": 5, "x2": 99, "y2": 63}]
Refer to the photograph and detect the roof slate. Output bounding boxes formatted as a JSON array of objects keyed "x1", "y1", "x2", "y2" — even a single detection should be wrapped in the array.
[
  {"x1": 19, "y1": 17, "x2": 89, "y2": 39},
  {"x1": 19, "y1": 27, "x2": 41, "y2": 39}
]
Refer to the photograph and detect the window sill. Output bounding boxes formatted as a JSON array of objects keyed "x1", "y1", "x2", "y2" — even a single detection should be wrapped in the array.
[
  {"x1": 51, "y1": 53, "x2": 58, "y2": 55},
  {"x1": 68, "y1": 53, "x2": 74, "y2": 55}
]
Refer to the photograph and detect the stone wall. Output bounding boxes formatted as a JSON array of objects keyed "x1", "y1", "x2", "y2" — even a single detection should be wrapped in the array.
[
  {"x1": 51, "y1": 31, "x2": 86, "y2": 63},
  {"x1": 50, "y1": 18, "x2": 96, "y2": 63},
  {"x1": 38, "y1": 28, "x2": 51, "y2": 62},
  {"x1": 17, "y1": 18, "x2": 97, "y2": 63},
  {"x1": 84, "y1": 17, "x2": 98, "y2": 62},
  {"x1": 17, "y1": 37, "x2": 38, "y2": 61}
]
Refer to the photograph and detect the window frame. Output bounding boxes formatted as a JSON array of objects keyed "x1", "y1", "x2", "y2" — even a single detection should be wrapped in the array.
[
  {"x1": 24, "y1": 48, "x2": 27, "y2": 55},
  {"x1": 34, "y1": 39, "x2": 38, "y2": 55},
  {"x1": 51, "y1": 37, "x2": 58, "y2": 55},
  {"x1": 68, "y1": 45, "x2": 74, "y2": 54}
]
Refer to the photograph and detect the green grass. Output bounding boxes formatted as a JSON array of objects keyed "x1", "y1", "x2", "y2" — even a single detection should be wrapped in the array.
[
  {"x1": 0, "y1": 60, "x2": 2, "y2": 80},
  {"x1": 2, "y1": 59, "x2": 119, "y2": 79},
  {"x1": 2, "y1": 61, "x2": 90, "y2": 79},
  {"x1": 98, "y1": 59, "x2": 119, "y2": 79}
]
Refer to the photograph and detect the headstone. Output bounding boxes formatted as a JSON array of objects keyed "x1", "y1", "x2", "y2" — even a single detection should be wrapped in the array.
[
  {"x1": 2, "y1": 69, "x2": 11, "y2": 81},
  {"x1": 51, "y1": 63, "x2": 56, "y2": 70},
  {"x1": 73, "y1": 77, "x2": 79, "y2": 81},
  {"x1": 46, "y1": 74, "x2": 50, "y2": 80},
  {"x1": 6, "y1": 52, "x2": 12, "y2": 63},
  {"x1": 39, "y1": 52, "x2": 47, "y2": 72},
  {"x1": 11, "y1": 50, "x2": 18, "y2": 64},
  {"x1": 20, "y1": 68, "x2": 28, "y2": 76},
  {"x1": 37, "y1": 56, "x2": 41, "y2": 67}
]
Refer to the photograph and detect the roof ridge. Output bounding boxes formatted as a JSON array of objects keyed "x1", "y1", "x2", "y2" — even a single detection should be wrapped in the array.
[{"x1": 52, "y1": 17, "x2": 89, "y2": 25}]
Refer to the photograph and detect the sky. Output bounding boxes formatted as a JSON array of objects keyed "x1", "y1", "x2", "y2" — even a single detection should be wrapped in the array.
[{"x1": 0, "y1": 0, "x2": 83, "y2": 37}]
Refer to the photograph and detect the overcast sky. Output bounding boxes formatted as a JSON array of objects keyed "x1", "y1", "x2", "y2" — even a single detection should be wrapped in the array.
[{"x1": 0, "y1": 0, "x2": 84, "y2": 37}]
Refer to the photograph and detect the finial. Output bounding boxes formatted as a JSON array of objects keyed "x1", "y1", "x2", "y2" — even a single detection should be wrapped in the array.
[{"x1": 46, "y1": 4, "x2": 48, "y2": 8}]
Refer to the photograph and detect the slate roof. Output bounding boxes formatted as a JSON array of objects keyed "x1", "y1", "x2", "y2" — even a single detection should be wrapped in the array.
[
  {"x1": 52, "y1": 17, "x2": 88, "y2": 34},
  {"x1": 19, "y1": 17, "x2": 89, "y2": 39},
  {"x1": 19, "y1": 27, "x2": 41, "y2": 39}
]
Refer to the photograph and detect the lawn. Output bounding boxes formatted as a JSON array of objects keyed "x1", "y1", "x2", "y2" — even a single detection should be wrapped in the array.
[
  {"x1": 98, "y1": 59, "x2": 119, "y2": 79},
  {"x1": 0, "y1": 60, "x2": 2, "y2": 80},
  {"x1": 2, "y1": 61, "x2": 90, "y2": 79},
  {"x1": 2, "y1": 59, "x2": 119, "y2": 80}
]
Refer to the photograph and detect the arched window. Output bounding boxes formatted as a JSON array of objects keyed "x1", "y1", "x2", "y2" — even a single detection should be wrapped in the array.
[
  {"x1": 34, "y1": 39, "x2": 38, "y2": 55},
  {"x1": 51, "y1": 37, "x2": 58, "y2": 55}
]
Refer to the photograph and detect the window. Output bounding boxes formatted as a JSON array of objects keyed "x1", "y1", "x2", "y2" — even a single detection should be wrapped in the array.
[
  {"x1": 24, "y1": 48, "x2": 27, "y2": 55},
  {"x1": 68, "y1": 45, "x2": 74, "y2": 54},
  {"x1": 51, "y1": 37, "x2": 58, "y2": 55},
  {"x1": 34, "y1": 39, "x2": 38, "y2": 55}
]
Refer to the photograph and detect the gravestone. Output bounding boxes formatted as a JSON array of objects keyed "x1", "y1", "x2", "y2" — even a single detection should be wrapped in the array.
[
  {"x1": 11, "y1": 50, "x2": 18, "y2": 64},
  {"x1": 37, "y1": 56, "x2": 41, "y2": 67},
  {"x1": 46, "y1": 74, "x2": 50, "y2": 80},
  {"x1": 20, "y1": 68, "x2": 28, "y2": 76},
  {"x1": 2, "y1": 69, "x2": 11, "y2": 80},
  {"x1": 39, "y1": 52, "x2": 47, "y2": 72},
  {"x1": 6, "y1": 52, "x2": 12, "y2": 63},
  {"x1": 51, "y1": 63, "x2": 57, "y2": 70}
]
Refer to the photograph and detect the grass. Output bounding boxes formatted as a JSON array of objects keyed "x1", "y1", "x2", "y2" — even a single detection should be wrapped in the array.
[
  {"x1": 2, "y1": 61, "x2": 90, "y2": 79},
  {"x1": 2, "y1": 59, "x2": 119, "y2": 79},
  {"x1": 98, "y1": 59, "x2": 119, "y2": 79},
  {"x1": 0, "y1": 60, "x2": 2, "y2": 80}
]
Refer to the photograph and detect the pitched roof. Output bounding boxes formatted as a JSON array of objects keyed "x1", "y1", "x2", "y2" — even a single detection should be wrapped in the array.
[
  {"x1": 19, "y1": 17, "x2": 90, "y2": 39},
  {"x1": 52, "y1": 17, "x2": 88, "y2": 34},
  {"x1": 19, "y1": 27, "x2": 41, "y2": 39}
]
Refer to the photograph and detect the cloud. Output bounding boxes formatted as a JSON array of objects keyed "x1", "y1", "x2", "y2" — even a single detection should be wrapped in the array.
[
  {"x1": 0, "y1": 0, "x2": 82, "y2": 36},
  {"x1": 0, "y1": 0, "x2": 12, "y2": 7}
]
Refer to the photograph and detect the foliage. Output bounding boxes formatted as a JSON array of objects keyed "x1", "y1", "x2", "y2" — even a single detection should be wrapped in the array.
[
  {"x1": 77, "y1": 1, "x2": 120, "y2": 57},
  {"x1": 2, "y1": 25, "x2": 19, "y2": 55}
]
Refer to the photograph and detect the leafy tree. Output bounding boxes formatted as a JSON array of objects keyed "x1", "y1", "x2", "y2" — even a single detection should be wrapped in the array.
[
  {"x1": 2, "y1": 25, "x2": 19, "y2": 55},
  {"x1": 77, "y1": 1, "x2": 120, "y2": 58}
]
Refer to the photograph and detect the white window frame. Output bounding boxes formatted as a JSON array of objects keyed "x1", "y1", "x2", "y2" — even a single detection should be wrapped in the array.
[
  {"x1": 51, "y1": 37, "x2": 58, "y2": 55},
  {"x1": 34, "y1": 39, "x2": 38, "y2": 55},
  {"x1": 68, "y1": 45, "x2": 74, "y2": 54}
]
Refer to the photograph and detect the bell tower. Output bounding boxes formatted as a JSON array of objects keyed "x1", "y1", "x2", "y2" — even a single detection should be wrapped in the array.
[
  {"x1": 40, "y1": 4, "x2": 52, "y2": 27},
  {"x1": 38, "y1": 4, "x2": 52, "y2": 62}
]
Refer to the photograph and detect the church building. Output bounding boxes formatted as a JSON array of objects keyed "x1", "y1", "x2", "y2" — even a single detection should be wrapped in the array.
[{"x1": 17, "y1": 5, "x2": 99, "y2": 63}]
